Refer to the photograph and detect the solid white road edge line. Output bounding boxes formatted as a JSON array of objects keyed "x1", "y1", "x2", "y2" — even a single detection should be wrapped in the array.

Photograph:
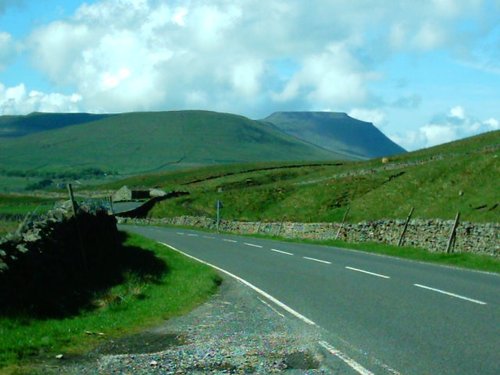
[
  {"x1": 160, "y1": 241, "x2": 385, "y2": 374},
  {"x1": 303, "y1": 256, "x2": 331, "y2": 264},
  {"x1": 243, "y1": 242, "x2": 263, "y2": 248},
  {"x1": 318, "y1": 341, "x2": 374, "y2": 375},
  {"x1": 257, "y1": 297, "x2": 285, "y2": 318},
  {"x1": 414, "y1": 284, "x2": 487, "y2": 305},
  {"x1": 271, "y1": 248, "x2": 294, "y2": 256},
  {"x1": 223, "y1": 239, "x2": 238, "y2": 243},
  {"x1": 159, "y1": 241, "x2": 316, "y2": 326},
  {"x1": 345, "y1": 266, "x2": 390, "y2": 279}
]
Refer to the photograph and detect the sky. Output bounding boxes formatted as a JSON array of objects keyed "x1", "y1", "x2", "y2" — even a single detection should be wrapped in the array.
[{"x1": 0, "y1": 0, "x2": 499, "y2": 150}]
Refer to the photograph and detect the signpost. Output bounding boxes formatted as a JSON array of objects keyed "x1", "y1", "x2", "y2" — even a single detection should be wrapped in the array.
[{"x1": 216, "y1": 200, "x2": 223, "y2": 232}]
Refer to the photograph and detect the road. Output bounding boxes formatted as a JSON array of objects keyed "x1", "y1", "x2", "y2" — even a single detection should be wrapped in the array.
[
  {"x1": 123, "y1": 225, "x2": 500, "y2": 375},
  {"x1": 111, "y1": 201, "x2": 146, "y2": 215}
]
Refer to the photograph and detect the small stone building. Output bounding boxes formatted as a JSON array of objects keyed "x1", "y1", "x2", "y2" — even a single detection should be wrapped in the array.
[{"x1": 112, "y1": 186, "x2": 167, "y2": 202}]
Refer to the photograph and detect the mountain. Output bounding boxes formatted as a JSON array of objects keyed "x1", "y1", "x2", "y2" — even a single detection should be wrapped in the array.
[
  {"x1": 0, "y1": 110, "x2": 347, "y2": 176},
  {"x1": 263, "y1": 111, "x2": 406, "y2": 158},
  {"x1": 0, "y1": 112, "x2": 114, "y2": 137}
]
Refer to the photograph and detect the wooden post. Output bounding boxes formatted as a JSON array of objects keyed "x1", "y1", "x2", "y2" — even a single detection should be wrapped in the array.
[
  {"x1": 109, "y1": 196, "x2": 115, "y2": 215},
  {"x1": 398, "y1": 207, "x2": 414, "y2": 246},
  {"x1": 67, "y1": 183, "x2": 87, "y2": 271},
  {"x1": 276, "y1": 218, "x2": 285, "y2": 237},
  {"x1": 216, "y1": 200, "x2": 221, "y2": 233},
  {"x1": 446, "y1": 212, "x2": 460, "y2": 254},
  {"x1": 67, "y1": 183, "x2": 78, "y2": 216},
  {"x1": 335, "y1": 206, "x2": 350, "y2": 240}
]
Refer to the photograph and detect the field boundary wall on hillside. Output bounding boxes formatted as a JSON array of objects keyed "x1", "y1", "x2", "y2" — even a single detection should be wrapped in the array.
[{"x1": 0, "y1": 203, "x2": 118, "y2": 314}]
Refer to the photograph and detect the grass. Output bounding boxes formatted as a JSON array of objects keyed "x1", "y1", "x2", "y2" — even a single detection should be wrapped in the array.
[
  {"x1": 0, "y1": 220, "x2": 18, "y2": 236},
  {"x1": 140, "y1": 130, "x2": 499, "y2": 223},
  {"x1": 0, "y1": 195, "x2": 57, "y2": 237},
  {"x1": 0, "y1": 195, "x2": 56, "y2": 215},
  {"x1": 0, "y1": 231, "x2": 220, "y2": 372},
  {"x1": 0, "y1": 111, "x2": 343, "y2": 181}
]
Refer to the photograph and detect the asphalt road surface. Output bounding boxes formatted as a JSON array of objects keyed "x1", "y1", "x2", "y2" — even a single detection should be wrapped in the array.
[
  {"x1": 123, "y1": 225, "x2": 500, "y2": 375},
  {"x1": 111, "y1": 201, "x2": 145, "y2": 214}
]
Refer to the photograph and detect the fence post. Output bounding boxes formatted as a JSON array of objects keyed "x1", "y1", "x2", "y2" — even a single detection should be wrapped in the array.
[
  {"x1": 446, "y1": 212, "x2": 461, "y2": 254},
  {"x1": 216, "y1": 200, "x2": 222, "y2": 233},
  {"x1": 276, "y1": 217, "x2": 285, "y2": 237},
  {"x1": 398, "y1": 207, "x2": 414, "y2": 246},
  {"x1": 335, "y1": 206, "x2": 350, "y2": 240},
  {"x1": 108, "y1": 196, "x2": 115, "y2": 215},
  {"x1": 67, "y1": 183, "x2": 78, "y2": 216},
  {"x1": 67, "y1": 183, "x2": 87, "y2": 271}
]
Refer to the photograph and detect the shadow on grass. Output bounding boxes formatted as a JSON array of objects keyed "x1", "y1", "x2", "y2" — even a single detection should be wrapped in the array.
[{"x1": 0, "y1": 231, "x2": 168, "y2": 319}]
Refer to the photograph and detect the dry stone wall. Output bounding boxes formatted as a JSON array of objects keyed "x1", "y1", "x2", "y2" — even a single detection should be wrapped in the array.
[
  {"x1": 118, "y1": 216, "x2": 499, "y2": 257},
  {"x1": 0, "y1": 202, "x2": 119, "y2": 315}
]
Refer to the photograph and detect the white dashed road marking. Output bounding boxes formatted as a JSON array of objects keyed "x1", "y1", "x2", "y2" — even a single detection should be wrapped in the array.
[
  {"x1": 271, "y1": 248, "x2": 294, "y2": 256},
  {"x1": 159, "y1": 240, "x2": 398, "y2": 375},
  {"x1": 244, "y1": 243, "x2": 263, "y2": 248},
  {"x1": 187, "y1": 234, "x2": 199, "y2": 237},
  {"x1": 345, "y1": 266, "x2": 390, "y2": 279},
  {"x1": 414, "y1": 284, "x2": 487, "y2": 305},
  {"x1": 223, "y1": 239, "x2": 238, "y2": 243},
  {"x1": 303, "y1": 256, "x2": 331, "y2": 264},
  {"x1": 176, "y1": 232, "x2": 185, "y2": 235}
]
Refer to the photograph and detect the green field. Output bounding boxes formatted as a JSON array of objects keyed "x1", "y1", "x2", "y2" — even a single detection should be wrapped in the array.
[
  {"x1": 0, "y1": 232, "x2": 219, "y2": 372},
  {"x1": 105, "y1": 130, "x2": 499, "y2": 224},
  {"x1": 0, "y1": 195, "x2": 58, "y2": 236}
]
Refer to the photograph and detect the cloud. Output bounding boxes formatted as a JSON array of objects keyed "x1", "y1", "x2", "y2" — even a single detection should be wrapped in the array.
[
  {"x1": 0, "y1": 82, "x2": 81, "y2": 115},
  {"x1": 0, "y1": 0, "x2": 492, "y2": 117},
  {"x1": 391, "y1": 105, "x2": 499, "y2": 150},
  {"x1": 449, "y1": 105, "x2": 465, "y2": 120},
  {"x1": 348, "y1": 108, "x2": 386, "y2": 127},
  {"x1": 273, "y1": 43, "x2": 372, "y2": 108}
]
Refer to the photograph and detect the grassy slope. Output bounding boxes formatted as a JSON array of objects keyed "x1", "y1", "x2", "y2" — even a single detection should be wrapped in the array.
[
  {"x1": 0, "y1": 194, "x2": 57, "y2": 236},
  {"x1": 0, "y1": 111, "x2": 343, "y2": 175},
  {"x1": 106, "y1": 130, "x2": 500, "y2": 223},
  {"x1": 0, "y1": 195, "x2": 56, "y2": 215},
  {"x1": 0, "y1": 232, "x2": 219, "y2": 370}
]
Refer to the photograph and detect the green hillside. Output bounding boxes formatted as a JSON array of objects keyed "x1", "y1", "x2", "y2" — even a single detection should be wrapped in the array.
[
  {"x1": 0, "y1": 112, "x2": 113, "y2": 137},
  {"x1": 264, "y1": 111, "x2": 406, "y2": 158},
  {"x1": 111, "y1": 130, "x2": 499, "y2": 223},
  {"x1": 0, "y1": 111, "x2": 345, "y2": 178}
]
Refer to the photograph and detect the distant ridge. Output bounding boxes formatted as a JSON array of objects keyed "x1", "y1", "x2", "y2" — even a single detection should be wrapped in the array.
[
  {"x1": 0, "y1": 112, "x2": 114, "y2": 137},
  {"x1": 0, "y1": 110, "x2": 407, "y2": 179},
  {"x1": 263, "y1": 111, "x2": 406, "y2": 158},
  {"x1": 0, "y1": 110, "x2": 346, "y2": 175}
]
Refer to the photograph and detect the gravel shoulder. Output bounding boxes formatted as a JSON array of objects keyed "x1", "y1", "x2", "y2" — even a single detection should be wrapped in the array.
[{"x1": 37, "y1": 275, "x2": 335, "y2": 374}]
